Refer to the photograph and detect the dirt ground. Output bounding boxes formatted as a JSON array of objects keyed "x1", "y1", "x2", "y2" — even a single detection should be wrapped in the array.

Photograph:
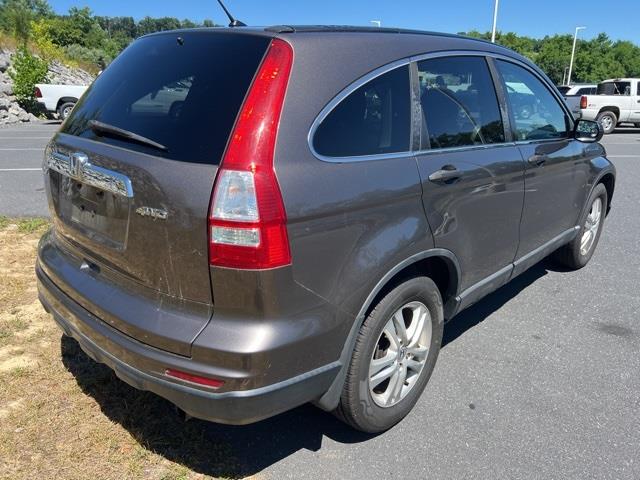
[{"x1": 0, "y1": 219, "x2": 240, "y2": 480}]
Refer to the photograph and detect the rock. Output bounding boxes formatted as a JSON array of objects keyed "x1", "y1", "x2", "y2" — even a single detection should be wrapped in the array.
[
  {"x1": 47, "y1": 60, "x2": 94, "y2": 86},
  {"x1": 0, "y1": 51, "x2": 10, "y2": 73},
  {"x1": 0, "y1": 97, "x2": 9, "y2": 110}
]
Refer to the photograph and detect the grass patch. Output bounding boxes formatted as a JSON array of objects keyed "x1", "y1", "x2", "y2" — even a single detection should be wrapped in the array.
[
  {"x1": 0, "y1": 223, "x2": 242, "y2": 479},
  {"x1": 0, "y1": 216, "x2": 9, "y2": 230},
  {"x1": 16, "y1": 217, "x2": 49, "y2": 234},
  {"x1": 0, "y1": 316, "x2": 29, "y2": 340}
]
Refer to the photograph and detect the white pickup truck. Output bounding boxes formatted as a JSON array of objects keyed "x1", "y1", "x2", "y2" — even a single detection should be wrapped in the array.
[
  {"x1": 579, "y1": 78, "x2": 640, "y2": 134},
  {"x1": 34, "y1": 83, "x2": 88, "y2": 120}
]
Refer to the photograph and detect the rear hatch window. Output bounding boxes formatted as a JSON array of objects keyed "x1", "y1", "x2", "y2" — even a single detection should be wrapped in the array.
[
  {"x1": 63, "y1": 31, "x2": 270, "y2": 164},
  {"x1": 45, "y1": 31, "x2": 270, "y2": 355}
]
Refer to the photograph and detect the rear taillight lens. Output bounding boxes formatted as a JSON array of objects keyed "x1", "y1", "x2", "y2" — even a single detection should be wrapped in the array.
[
  {"x1": 580, "y1": 95, "x2": 588, "y2": 109},
  {"x1": 34, "y1": 87, "x2": 42, "y2": 98},
  {"x1": 208, "y1": 38, "x2": 293, "y2": 269}
]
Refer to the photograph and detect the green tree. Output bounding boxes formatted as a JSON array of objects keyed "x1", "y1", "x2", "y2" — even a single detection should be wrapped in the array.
[{"x1": 8, "y1": 45, "x2": 48, "y2": 108}]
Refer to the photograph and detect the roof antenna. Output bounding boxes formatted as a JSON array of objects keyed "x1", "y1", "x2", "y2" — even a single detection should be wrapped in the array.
[{"x1": 216, "y1": 0, "x2": 246, "y2": 27}]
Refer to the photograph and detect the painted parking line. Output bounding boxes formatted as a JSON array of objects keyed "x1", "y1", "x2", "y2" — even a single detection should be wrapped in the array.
[
  {"x1": 0, "y1": 136, "x2": 52, "y2": 140},
  {"x1": 0, "y1": 168, "x2": 41, "y2": 171},
  {"x1": 607, "y1": 155, "x2": 639, "y2": 158},
  {"x1": 0, "y1": 148, "x2": 45, "y2": 151}
]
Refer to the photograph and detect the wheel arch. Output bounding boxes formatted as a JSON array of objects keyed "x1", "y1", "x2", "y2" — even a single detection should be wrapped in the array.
[
  {"x1": 314, "y1": 249, "x2": 461, "y2": 411},
  {"x1": 56, "y1": 97, "x2": 78, "y2": 111},
  {"x1": 598, "y1": 171, "x2": 615, "y2": 215},
  {"x1": 597, "y1": 106, "x2": 620, "y2": 120}
]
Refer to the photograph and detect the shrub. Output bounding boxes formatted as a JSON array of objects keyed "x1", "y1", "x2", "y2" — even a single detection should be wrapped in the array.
[
  {"x1": 64, "y1": 43, "x2": 111, "y2": 69},
  {"x1": 30, "y1": 18, "x2": 64, "y2": 62},
  {"x1": 8, "y1": 46, "x2": 48, "y2": 109}
]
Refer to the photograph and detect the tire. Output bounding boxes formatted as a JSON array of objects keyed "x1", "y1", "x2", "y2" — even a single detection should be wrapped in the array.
[
  {"x1": 553, "y1": 183, "x2": 608, "y2": 270},
  {"x1": 334, "y1": 276, "x2": 444, "y2": 433},
  {"x1": 596, "y1": 111, "x2": 617, "y2": 134},
  {"x1": 57, "y1": 102, "x2": 76, "y2": 121}
]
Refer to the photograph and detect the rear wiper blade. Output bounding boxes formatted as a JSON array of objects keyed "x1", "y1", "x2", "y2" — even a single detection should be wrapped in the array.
[{"x1": 89, "y1": 120, "x2": 168, "y2": 152}]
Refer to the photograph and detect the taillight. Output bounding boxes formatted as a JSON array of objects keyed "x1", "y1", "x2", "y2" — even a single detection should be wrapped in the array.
[
  {"x1": 208, "y1": 38, "x2": 293, "y2": 269},
  {"x1": 580, "y1": 95, "x2": 588, "y2": 109},
  {"x1": 34, "y1": 87, "x2": 42, "y2": 98}
]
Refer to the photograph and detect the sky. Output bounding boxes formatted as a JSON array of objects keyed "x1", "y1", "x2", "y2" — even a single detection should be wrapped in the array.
[{"x1": 47, "y1": 0, "x2": 638, "y2": 44}]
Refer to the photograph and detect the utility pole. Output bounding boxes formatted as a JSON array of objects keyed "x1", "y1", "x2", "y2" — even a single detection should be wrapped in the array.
[
  {"x1": 567, "y1": 26, "x2": 586, "y2": 86},
  {"x1": 491, "y1": 0, "x2": 499, "y2": 43}
]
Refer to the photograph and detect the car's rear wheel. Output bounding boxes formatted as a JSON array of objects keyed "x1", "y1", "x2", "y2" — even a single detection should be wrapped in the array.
[
  {"x1": 596, "y1": 111, "x2": 617, "y2": 134},
  {"x1": 334, "y1": 276, "x2": 443, "y2": 433},
  {"x1": 58, "y1": 102, "x2": 75, "y2": 121},
  {"x1": 553, "y1": 183, "x2": 608, "y2": 270}
]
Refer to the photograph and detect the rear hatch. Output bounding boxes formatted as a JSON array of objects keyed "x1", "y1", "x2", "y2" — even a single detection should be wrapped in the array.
[{"x1": 44, "y1": 30, "x2": 271, "y2": 354}]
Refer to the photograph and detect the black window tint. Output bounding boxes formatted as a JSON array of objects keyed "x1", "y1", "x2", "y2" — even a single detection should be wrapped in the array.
[
  {"x1": 597, "y1": 81, "x2": 631, "y2": 96},
  {"x1": 313, "y1": 66, "x2": 410, "y2": 157},
  {"x1": 63, "y1": 33, "x2": 270, "y2": 164},
  {"x1": 576, "y1": 87, "x2": 590, "y2": 95},
  {"x1": 417, "y1": 56, "x2": 505, "y2": 149},
  {"x1": 496, "y1": 60, "x2": 569, "y2": 141}
]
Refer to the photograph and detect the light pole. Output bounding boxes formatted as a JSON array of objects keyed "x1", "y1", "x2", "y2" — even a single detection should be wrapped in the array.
[
  {"x1": 370, "y1": 20, "x2": 381, "y2": 27},
  {"x1": 491, "y1": 0, "x2": 499, "y2": 43},
  {"x1": 567, "y1": 26, "x2": 586, "y2": 86}
]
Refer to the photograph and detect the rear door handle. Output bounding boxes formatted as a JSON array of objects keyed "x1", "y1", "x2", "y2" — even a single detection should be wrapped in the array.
[
  {"x1": 528, "y1": 154, "x2": 547, "y2": 166},
  {"x1": 428, "y1": 166, "x2": 461, "y2": 183}
]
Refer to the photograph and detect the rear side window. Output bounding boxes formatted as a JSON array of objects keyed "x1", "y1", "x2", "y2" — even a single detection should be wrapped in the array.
[
  {"x1": 417, "y1": 56, "x2": 505, "y2": 149},
  {"x1": 496, "y1": 60, "x2": 569, "y2": 141},
  {"x1": 63, "y1": 32, "x2": 270, "y2": 164},
  {"x1": 597, "y1": 81, "x2": 631, "y2": 96},
  {"x1": 313, "y1": 65, "x2": 410, "y2": 157}
]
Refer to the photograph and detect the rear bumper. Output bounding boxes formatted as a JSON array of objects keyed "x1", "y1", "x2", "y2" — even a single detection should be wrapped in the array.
[{"x1": 36, "y1": 262, "x2": 340, "y2": 425}]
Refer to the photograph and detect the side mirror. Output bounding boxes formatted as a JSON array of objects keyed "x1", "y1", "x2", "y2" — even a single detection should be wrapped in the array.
[{"x1": 574, "y1": 119, "x2": 603, "y2": 143}]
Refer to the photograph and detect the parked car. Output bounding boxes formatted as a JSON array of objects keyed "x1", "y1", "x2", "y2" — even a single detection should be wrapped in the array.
[
  {"x1": 34, "y1": 83, "x2": 88, "y2": 120},
  {"x1": 559, "y1": 84, "x2": 598, "y2": 96},
  {"x1": 561, "y1": 84, "x2": 598, "y2": 118},
  {"x1": 37, "y1": 26, "x2": 616, "y2": 433},
  {"x1": 579, "y1": 78, "x2": 640, "y2": 133}
]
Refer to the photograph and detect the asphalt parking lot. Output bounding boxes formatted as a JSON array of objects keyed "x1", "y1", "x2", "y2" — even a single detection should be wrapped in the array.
[{"x1": 1, "y1": 123, "x2": 639, "y2": 479}]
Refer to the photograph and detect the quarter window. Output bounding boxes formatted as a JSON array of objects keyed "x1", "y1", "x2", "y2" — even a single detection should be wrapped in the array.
[
  {"x1": 417, "y1": 56, "x2": 505, "y2": 149},
  {"x1": 496, "y1": 60, "x2": 569, "y2": 141},
  {"x1": 313, "y1": 65, "x2": 411, "y2": 157}
]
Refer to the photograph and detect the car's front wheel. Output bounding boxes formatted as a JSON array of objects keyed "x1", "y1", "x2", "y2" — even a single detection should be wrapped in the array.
[
  {"x1": 334, "y1": 276, "x2": 443, "y2": 433},
  {"x1": 553, "y1": 183, "x2": 608, "y2": 270}
]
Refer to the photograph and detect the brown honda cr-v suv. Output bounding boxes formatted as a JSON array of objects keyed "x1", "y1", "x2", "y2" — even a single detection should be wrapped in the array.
[{"x1": 37, "y1": 26, "x2": 615, "y2": 432}]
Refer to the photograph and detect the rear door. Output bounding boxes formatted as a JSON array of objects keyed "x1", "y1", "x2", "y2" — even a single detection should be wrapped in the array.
[
  {"x1": 44, "y1": 31, "x2": 271, "y2": 352},
  {"x1": 413, "y1": 55, "x2": 525, "y2": 303},
  {"x1": 493, "y1": 59, "x2": 590, "y2": 271}
]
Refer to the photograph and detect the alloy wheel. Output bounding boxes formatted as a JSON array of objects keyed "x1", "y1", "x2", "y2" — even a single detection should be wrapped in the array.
[
  {"x1": 580, "y1": 197, "x2": 602, "y2": 256},
  {"x1": 368, "y1": 301, "x2": 432, "y2": 408}
]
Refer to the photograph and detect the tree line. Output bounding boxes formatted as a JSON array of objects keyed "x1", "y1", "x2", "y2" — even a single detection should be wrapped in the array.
[
  {"x1": 463, "y1": 30, "x2": 640, "y2": 85},
  {"x1": 0, "y1": 0, "x2": 219, "y2": 68}
]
